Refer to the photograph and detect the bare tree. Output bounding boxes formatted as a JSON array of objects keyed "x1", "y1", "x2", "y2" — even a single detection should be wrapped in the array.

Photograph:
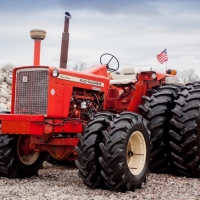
[
  {"x1": 70, "y1": 61, "x2": 86, "y2": 71},
  {"x1": 166, "y1": 76, "x2": 180, "y2": 83},
  {"x1": 166, "y1": 68, "x2": 199, "y2": 84},
  {"x1": 177, "y1": 69, "x2": 199, "y2": 84}
]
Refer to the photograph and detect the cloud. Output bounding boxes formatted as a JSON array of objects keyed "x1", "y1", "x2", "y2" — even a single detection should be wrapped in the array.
[
  {"x1": 58, "y1": 0, "x2": 160, "y2": 16},
  {"x1": 0, "y1": 0, "x2": 163, "y2": 16},
  {"x1": 0, "y1": 0, "x2": 200, "y2": 76},
  {"x1": 0, "y1": 0, "x2": 56, "y2": 13}
]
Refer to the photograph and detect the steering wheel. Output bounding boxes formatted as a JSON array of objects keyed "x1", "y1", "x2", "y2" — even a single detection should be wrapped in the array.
[{"x1": 100, "y1": 53, "x2": 119, "y2": 72}]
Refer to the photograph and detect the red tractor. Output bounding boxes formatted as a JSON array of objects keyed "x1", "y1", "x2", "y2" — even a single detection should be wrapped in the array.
[{"x1": 1, "y1": 13, "x2": 196, "y2": 193}]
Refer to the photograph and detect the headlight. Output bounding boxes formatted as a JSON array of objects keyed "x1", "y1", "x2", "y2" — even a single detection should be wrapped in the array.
[
  {"x1": 8, "y1": 71, "x2": 13, "y2": 79},
  {"x1": 151, "y1": 73, "x2": 157, "y2": 79},
  {"x1": 52, "y1": 69, "x2": 59, "y2": 77}
]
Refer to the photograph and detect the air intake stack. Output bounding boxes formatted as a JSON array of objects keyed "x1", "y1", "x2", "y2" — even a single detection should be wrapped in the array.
[
  {"x1": 59, "y1": 12, "x2": 71, "y2": 69},
  {"x1": 30, "y1": 29, "x2": 46, "y2": 66}
]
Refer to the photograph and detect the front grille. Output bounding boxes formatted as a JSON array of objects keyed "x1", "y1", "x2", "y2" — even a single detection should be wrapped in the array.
[{"x1": 15, "y1": 68, "x2": 49, "y2": 115}]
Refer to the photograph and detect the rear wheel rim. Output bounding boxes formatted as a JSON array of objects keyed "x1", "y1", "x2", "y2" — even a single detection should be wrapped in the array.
[
  {"x1": 127, "y1": 131, "x2": 146, "y2": 176},
  {"x1": 17, "y1": 135, "x2": 39, "y2": 165}
]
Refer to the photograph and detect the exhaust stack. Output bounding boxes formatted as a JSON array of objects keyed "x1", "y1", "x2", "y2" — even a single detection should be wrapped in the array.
[
  {"x1": 60, "y1": 12, "x2": 71, "y2": 69},
  {"x1": 30, "y1": 29, "x2": 46, "y2": 66}
]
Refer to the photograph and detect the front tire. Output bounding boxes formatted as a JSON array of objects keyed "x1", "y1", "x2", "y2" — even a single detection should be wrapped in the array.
[
  {"x1": 0, "y1": 134, "x2": 46, "y2": 178},
  {"x1": 99, "y1": 112, "x2": 150, "y2": 192}
]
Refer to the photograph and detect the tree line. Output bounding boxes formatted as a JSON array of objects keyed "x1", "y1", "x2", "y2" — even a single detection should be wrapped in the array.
[{"x1": 166, "y1": 69, "x2": 199, "y2": 84}]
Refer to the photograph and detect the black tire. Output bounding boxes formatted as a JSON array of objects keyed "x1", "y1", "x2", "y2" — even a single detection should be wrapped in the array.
[
  {"x1": 139, "y1": 84, "x2": 182, "y2": 173},
  {"x1": 169, "y1": 86, "x2": 200, "y2": 177},
  {"x1": 99, "y1": 112, "x2": 150, "y2": 192},
  {"x1": 0, "y1": 134, "x2": 46, "y2": 178},
  {"x1": 75, "y1": 112, "x2": 113, "y2": 189},
  {"x1": 186, "y1": 81, "x2": 200, "y2": 89}
]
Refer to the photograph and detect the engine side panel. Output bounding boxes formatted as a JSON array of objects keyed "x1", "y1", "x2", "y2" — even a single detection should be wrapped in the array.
[{"x1": 11, "y1": 65, "x2": 109, "y2": 119}]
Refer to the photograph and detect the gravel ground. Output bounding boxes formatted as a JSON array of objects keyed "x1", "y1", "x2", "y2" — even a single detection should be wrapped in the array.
[{"x1": 0, "y1": 162, "x2": 199, "y2": 200}]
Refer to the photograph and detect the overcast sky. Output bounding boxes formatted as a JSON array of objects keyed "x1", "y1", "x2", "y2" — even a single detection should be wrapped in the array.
[{"x1": 0, "y1": 0, "x2": 200, "y2": 74}]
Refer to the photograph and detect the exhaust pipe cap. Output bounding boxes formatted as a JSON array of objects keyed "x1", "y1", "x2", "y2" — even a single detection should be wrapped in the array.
[{"x1": 65, "y1": 12, "x2": 72, "y2": 19}]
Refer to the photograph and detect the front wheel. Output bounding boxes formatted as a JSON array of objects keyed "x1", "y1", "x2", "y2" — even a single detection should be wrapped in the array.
[
  {"x1": 0, "y1": 134, "x2": 46, "y2": 177},
  {"x1": 99, "y1": 112, "x2": 150, "y2": 192}
]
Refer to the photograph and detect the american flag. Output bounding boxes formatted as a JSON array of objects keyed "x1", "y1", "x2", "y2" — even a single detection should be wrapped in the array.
[{"x1": 157, "y1": 49, "x2": 168, "y2": 64}]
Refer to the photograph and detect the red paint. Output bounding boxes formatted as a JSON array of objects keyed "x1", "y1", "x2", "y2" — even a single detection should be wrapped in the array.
[{"x1": 33, "y1": 40, "x2": 41, "y2": 65}]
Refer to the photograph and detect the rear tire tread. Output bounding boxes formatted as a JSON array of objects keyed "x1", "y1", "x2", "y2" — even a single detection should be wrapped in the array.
[
  {"x1": 75, "y1": 113, "x2": 113, "y2": 189},
  {"x1": 169, "y1": 87, "x2": 200, "y2": 177},
  {"x1": 139, "y1": 84, "x2": 182, "y2": 173}
]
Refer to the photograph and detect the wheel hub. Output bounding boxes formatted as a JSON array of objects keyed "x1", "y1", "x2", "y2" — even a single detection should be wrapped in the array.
[
  {"x1": 128, "y1": 151, "x2": 134, "y2": 157},
  {"x1": 127, "y1": 131, "x2": 146, "y2": 176},
  {"x1": 17, "y1": 135, "x2": 39, "y2": 165}
]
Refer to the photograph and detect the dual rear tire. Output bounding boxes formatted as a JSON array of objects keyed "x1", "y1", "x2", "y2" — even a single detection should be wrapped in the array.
[
  {"x1": 75, "y1": 113, "x2": 112, "y2": 189},
  {"x1": 76, "y1": 112, "x2": 150, "y2": 192},
  {"x1": 169, "y1": 85, "x2": 200, "y2": 177},
  {"x1": 140, "y1": 83, "x2": 200, "y2": 178},
  {"x1": 139, "y1": 84, "x2": 182, "y2": 173}
]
